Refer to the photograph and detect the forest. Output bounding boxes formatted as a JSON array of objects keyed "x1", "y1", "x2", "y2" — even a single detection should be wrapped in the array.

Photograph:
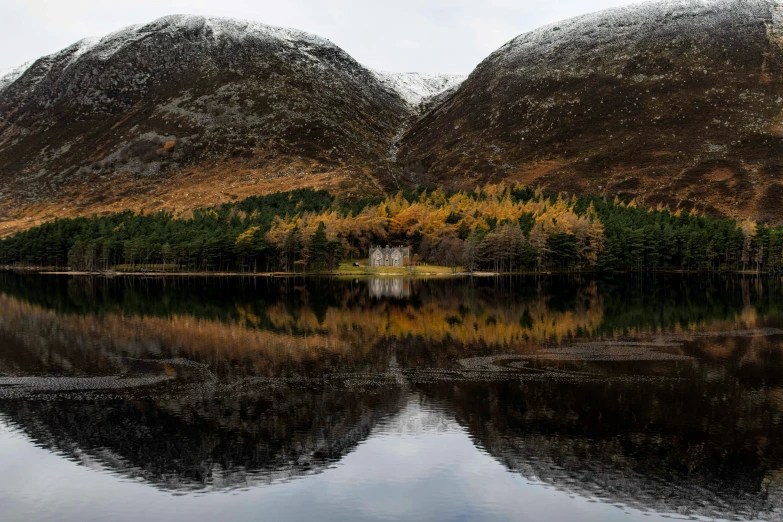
[{"x1": 1, "y1": 183, "x2": 782, "y2": 273}]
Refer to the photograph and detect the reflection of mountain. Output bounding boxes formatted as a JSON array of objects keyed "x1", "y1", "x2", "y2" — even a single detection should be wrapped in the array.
[
  {"x1": 2, "y1": 274, "x2": 783, "y2": 518},
  {"x1": 422, "y1": 332, "x2": 783, "y2": 520},
  {"x1": 0, "y1": 386, "x2": 407, "y2": 492},
  {"x1": 5, "y1": 353, "x2": 783, "y2": 520}
]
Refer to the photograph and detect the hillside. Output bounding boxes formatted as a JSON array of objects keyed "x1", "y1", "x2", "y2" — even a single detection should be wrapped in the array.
[
  {"x1": 398, "y1": 0, "x2": 783, "y2": 222},
  {"x1": 5, "y1": 2, "x2": 783, "y2": 237},
  {"x1": 0, "y1": 15, "x2": 414, "y2": 235}
]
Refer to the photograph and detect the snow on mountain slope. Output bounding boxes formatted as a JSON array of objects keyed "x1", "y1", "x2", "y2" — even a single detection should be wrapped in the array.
[
  {"x1": 49, "y1": 15, "x2": 342, "y2": 66},
  {"x1": 0, "y1": 61, "x2": 32, "y2": 93},
  {"x1": 0, "y1": 14, "x2": 410, "y2": 233},
  {"x1": 7, "y1": 1, "x2": 783, "y2": 233},
  {"x1": 482, "y1": 0, "x2": 779, "y2": 75},
  {"x1": 399, "y1": 0, "x2": 783, "y2": 222},
  {"x1": 371, "y1": 71, "x2": 466, "y2": 106}
]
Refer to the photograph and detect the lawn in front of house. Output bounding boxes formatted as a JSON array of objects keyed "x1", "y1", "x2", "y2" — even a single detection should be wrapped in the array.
[{"x1": 334, "y1": 262, "x2": 460, "y2": 275}]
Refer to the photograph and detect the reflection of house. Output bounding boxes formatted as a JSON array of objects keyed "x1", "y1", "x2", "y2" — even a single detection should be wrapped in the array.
[
  {"x1": 369, "y1": 246, "x2": 410, "y2": 267},
  {"x1": 368, "y1": 278, "x2": 410, "y2": 299}
]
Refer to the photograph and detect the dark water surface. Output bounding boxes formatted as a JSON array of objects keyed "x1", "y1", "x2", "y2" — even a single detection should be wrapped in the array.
[{"x1": 1, "y1": 273, "x2": 783, "y2": 521}]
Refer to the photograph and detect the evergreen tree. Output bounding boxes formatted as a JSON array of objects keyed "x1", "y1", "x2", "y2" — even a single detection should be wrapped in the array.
[{"x1": 310, "y1": 222, "x2": 329, "y2": 273}]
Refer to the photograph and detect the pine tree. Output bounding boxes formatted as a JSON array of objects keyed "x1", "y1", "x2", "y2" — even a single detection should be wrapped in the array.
[{"x1": 310, "y1": 222, "x2": 329, "y2": 273}]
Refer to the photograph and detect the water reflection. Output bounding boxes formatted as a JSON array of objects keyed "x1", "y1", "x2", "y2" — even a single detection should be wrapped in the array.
[
  {"x1": 1, "y1": 273, "x2": 783, "y2": 520},
  {"x1": 368, "y1": 278, "x2": 411, "y2": 299}
]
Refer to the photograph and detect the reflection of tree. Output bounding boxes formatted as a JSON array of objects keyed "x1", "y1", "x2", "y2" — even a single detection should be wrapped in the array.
[
  {"x1": 594, "y1": 276, "x2": 776, "y2": 335},
  {"x1": 1, "y1": 274, "x2": 778, "y2": 350},
  {"x1": 0, "y1": 385, "x2": 406, "y2": 492},
  {"x1": 0, "y1": 279, "x2": 599, "y2": 380},
  {"x1": 0, "y1": 294, "x2": 391, "y2": 378}
]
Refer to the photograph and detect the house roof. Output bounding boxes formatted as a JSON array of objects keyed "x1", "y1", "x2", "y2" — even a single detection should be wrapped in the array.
[{"x1": 369, "y1": 246, "x2": 410, "y2": 255}]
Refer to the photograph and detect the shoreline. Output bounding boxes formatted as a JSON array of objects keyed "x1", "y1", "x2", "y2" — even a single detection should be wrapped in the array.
[
  {"x1": 0, "y1": 267, "x2": 775, "y2": 277},
  {"x1": 0, "y1": 267, "x2": 480, "y2": 278},
  {"x1": 45, "y1": 271, "x2": 486, "y2": 278}
]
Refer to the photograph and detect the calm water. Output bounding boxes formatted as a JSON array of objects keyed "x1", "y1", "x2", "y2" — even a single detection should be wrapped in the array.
[{"x1": 1, "y1": 273, "x2": 783, "y2": 521}]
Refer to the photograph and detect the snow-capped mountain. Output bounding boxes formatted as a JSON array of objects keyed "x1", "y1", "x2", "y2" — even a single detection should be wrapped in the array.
[
  {"x1": 4, "y1": 1, "x2": 783, "y2": 234},
  {"x1": 399, "y1": 0, "x2": 783, "y2": 222},
  {"x1": 0, "y1": 14, "x2": 408, "y2": 230}
]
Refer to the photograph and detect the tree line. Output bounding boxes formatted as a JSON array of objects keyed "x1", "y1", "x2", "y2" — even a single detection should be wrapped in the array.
[{"x1": 1, "y1": 184, "x2": 782, "y2": 273}]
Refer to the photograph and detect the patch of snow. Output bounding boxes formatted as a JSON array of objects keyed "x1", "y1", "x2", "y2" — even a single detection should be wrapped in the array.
[
  {"x1": 53, "y1": 14, "x2": 344, "y2": 67},
  {"x1": 1, "y1": 14, "x2": 463, "y2": 113},
  {"x1": 486, "y1": 0, "x2": 780, "y2": 73},
  {"x1": 0, "y1": 60, "x2": 33, "y2": 93},
  {"x1": 64, "y1": 36, "x2": 102, "y2": 65},
  {"x1": 371, "y1": 70, "x2": 466, "y2": 106}
]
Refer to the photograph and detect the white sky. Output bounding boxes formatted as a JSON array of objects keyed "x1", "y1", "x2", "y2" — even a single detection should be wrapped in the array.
[{"x1": 0, "y1": 0, "x2": 641, "y2": 74}]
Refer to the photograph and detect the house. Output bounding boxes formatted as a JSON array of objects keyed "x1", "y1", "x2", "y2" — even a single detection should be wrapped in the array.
[{"x1": 369, "y1": 246, "x2": 410, "y2": 267}]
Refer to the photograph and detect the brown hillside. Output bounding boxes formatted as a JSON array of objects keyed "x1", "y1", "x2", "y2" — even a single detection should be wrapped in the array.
[
  {"x1": 0, "y1": 16, "x2": 408, "y2": 236},
  {"x1": 399, "y1": 0, "x2": 783, "y2": 222},
  {"x1": 6, "y1": 3, "x2": 783, "y2": 236}
]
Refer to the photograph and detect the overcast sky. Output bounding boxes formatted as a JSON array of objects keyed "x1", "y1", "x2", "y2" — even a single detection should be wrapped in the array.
[{"x1": 0, "y1": 0, "x2": 641, "y2": 74}]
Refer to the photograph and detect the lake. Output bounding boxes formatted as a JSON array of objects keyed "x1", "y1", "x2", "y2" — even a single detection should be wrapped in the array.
[{"x1": 0, "y1": 273, "x2": 782, "y2": 521}]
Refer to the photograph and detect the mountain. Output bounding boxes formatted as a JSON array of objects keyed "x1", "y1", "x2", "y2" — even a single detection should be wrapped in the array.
[
  {"x1": 0, "y1": 15, "x2": 419, "y2": 235},
  {"x1": 398, "y1": 0, "x2": 783, "y2": 222},
  {"x1": 5, "y1": 1, "x2": 783, "y2": 236}
]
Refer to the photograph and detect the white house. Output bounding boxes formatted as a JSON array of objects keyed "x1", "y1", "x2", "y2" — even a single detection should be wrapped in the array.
[{"x1": 368, "y1": 246, "x2": 410, "y2": 267}]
